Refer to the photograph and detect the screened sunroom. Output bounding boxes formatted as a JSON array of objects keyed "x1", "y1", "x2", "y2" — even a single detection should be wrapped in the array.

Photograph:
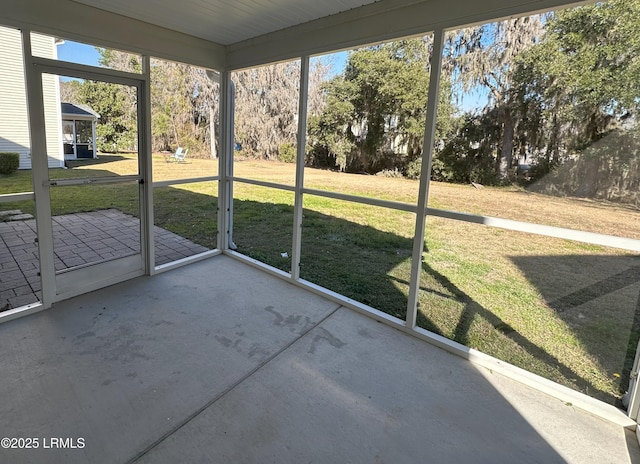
[
  {"x1": 1, "y1": 0, "x2": 639, "y2": 462},
  {"x1": 61, "y1": 103, "x2": 99, "y2": 160}
]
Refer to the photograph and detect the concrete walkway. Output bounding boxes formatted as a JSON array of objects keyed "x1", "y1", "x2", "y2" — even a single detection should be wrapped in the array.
[
  {"x1": 0, "y1": 209, "x2": 209, "y2": 310},
  {"x1": 0, "y1": 255, "x2": 638, "y2": 464}
]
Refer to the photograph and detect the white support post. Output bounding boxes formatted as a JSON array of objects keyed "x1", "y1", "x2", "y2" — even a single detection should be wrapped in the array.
[
  {"x1": 91, "y1": 119, "x2": 97, "y2": 159},
  {"x1": 406, "y1": 29, "x2": 445, "y2": 328},
  {"x1": 21, "y1": 29, "x2": 56, "y2": 309},
  {"x1": 72, "y1": 120, "x2": 77, "y2": 159},
  {"x1": 140, "y1": 55, "x2": 154, "y2": 274},
  {"x1": 218, "y1": 71, "x2": 234, "y2": 251},
  {"x1": 228, "y1": 79, "x2": 236, "y2": 250},
  {"x1": 291, "y1": 56, "x2": 310, "y2": 280}
]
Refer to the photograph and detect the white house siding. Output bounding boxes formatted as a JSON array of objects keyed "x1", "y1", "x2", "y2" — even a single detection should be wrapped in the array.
[
  {"x1": 33, "y1": 33, "x2": 64, "y2": 169},
  {"x1": 0, "y1": 25, "x2": 63, "y2": 169}
]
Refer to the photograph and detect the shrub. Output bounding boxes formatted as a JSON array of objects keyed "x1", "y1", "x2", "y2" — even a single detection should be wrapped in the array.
[
  {"x1": 278, "y1": 143, "x2": 296, "y2": 163},
  {"x1": 376, "y1": 168, "x2": 404, "y2": 178},
  {"x1": 404, "y1": 158, "x2": 422, "y2": 180},
  {"x1": 0, "y1": 152, "x2": 19, "y2": 175}
]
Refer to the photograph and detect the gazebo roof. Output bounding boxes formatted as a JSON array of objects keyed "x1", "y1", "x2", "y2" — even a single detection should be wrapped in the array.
[{"x1": 61, "y1": 102, "x2": 100, "y2": 120}]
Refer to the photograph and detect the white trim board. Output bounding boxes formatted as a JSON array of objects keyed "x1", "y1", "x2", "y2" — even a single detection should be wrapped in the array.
[
  {"x1": 225, "y1": 0, "x2": 590, "y2": 69},
  {"x1": 0, "y1": 0, "x2": 224, "y2": 70}
]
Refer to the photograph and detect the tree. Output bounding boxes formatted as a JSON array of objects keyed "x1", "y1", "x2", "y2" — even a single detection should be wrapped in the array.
[
  {"x1": 63, "y1": 49, "x2": 139, "y2": 153},
  {"x1": 231, "y1": 60, "x2": 330, "y2": 162},
  {"x1": 516, "y1": 0, "x2": 640, "y2": 147},
  {"x1": 189, "y1": 67, "x2": 220, "y2": 159},
  {"x1": 513, "y1": 0, "x2": 640, "y2": 199},
  {"x1": 432, "y1": 110, "x2": 500, "y2": 184},
  {"x1": 308, "y1": 37, "x2": 455, "y2": 174},
  {"x1": 233, "y1": 61, "x2": 300, "y2": 160},
  {"x1": 75, "y1": 79, "x2": 137, "y2": 152},
  {"x1": 307, "y1": 76, "x2": 359, "y2": 171},
  {"x1": 82, "y1": 51, "x2": 220, "y2": 156},
  {"x1": 59, "y1": 79, "x2": 81, "y2": 104},
  {"x1": 446, "y1": 16, "x2": 544, "y2": 180},
  {"x1": 150, "y1": 59, "x2": 198, "y2": 152},
  {"x1": 98, "y1": 48, "x2": 141, "y2": 73}
]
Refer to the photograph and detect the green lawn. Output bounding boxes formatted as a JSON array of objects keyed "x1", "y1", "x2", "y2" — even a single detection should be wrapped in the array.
[{"x1": 2, "y1": 154, "x2": 639, "y2": 406}]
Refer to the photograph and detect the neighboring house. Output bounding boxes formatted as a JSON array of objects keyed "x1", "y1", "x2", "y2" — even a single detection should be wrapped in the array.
[
  {"x1": 0, "y1": 25, "x2": 64, "y2": 169},
  {"x1": 61, "y1": 102, "x2": 99, "y2": 159},
  {"x1": 350, "y1": 116, "x2": 410, "y2": 155}
]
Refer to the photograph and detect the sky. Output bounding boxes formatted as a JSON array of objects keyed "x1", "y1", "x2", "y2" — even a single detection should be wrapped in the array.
[
  {"x1": 316, "y1": 51, "x2": 347, "y2": 79},
  {"x1": 57, "y1": 41, "x2": 101, "y2": 67}
]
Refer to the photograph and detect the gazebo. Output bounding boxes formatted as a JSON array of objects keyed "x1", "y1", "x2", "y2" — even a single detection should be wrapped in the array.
[{"x1": 61, "y1": 102, "x2": 99, "y2": 159}]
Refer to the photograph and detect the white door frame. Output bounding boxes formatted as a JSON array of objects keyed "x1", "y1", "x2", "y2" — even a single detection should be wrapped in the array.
[
  {"x1": 627, "y1": 341, "x2": 640, "y2": 419},
  {"x1": 22, "y1": 30, "x2": 152, "y2": 307}
]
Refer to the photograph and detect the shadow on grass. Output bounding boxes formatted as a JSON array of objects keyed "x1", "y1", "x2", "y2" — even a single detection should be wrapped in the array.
[
  {"x1": 418, "y1": 260, "x2": 630, "y2": 404},
  {"x1": 64, "y1": 153, "x2": 131, "y2": 168},
  {"x1": 46, "y1": 166, "x2": 218, "y2": 250},
  {"x1": 4, "y1": 164, "x2": 638, "y2": 406},
  {"x1": 233, "y1": 197, "x2": 639, "y2": 405},
  {"x1": 512, "y1": 254, "x2": 640, "y2": 406}
]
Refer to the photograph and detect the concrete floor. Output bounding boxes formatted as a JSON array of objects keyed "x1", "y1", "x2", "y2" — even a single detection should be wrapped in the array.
[{"x1": 0, "y1": 255, "x2": 638, "y2": 464}]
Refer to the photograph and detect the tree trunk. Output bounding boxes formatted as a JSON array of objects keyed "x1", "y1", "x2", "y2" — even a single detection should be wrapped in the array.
[
  {"x1": 498, "y1": 108, "x2": 514, "y2": 180},
  {"x1": 210, "y1": 106, "x2": 217, "y2": 159},
  {"x1": 545, "y1": 114, "x2": 559, "y2": 167}
]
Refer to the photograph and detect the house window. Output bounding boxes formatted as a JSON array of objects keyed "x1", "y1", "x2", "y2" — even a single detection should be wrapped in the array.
[
  {"x1": 75, "y1": 120, "x2": 92, "y2": 145},
  {"x1": 62, "y1": 120, "x2": 74, "y2": 143}
]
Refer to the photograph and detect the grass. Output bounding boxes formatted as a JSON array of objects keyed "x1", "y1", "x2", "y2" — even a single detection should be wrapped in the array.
[
  {"x1": 419, "y1": 219, "x2": 638, "y2": 402},
  {"x1": 2, "y1": 154, "x2": 639, "y2": 405},
  {"x1": 0, "y1": 154, "x2": 219, "y2": 247}
]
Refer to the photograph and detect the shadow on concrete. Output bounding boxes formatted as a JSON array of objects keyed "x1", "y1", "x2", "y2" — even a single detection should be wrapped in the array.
[
  {"x1": 231, "y1": 197, "x2": 639, "y2": 406},
  {"x1": 0, "y1": 256, "x2": 579, "y2": 463},
  {"x1": 1, "y1": 191, "x2": 638, "y2": 460},
  {"x1": 2, "y1": 165, "x2": 638, "y2": 407},
  {"x1": 626, "y1": 428, "x2": 640, "y2": 464}
]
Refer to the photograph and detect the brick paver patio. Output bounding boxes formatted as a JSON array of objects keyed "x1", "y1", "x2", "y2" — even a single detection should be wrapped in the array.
[{"x1": 0, "y1": 209, "x2": 209, "y2": 310}]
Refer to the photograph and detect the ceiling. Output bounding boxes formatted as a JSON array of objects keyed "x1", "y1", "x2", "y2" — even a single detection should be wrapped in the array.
[
  {"x1": 2, "y1": 0, "x2": 583, "y2": 71},
  {"x1": 72, "y1": 0, "x2": 382, "y2": 45}
]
